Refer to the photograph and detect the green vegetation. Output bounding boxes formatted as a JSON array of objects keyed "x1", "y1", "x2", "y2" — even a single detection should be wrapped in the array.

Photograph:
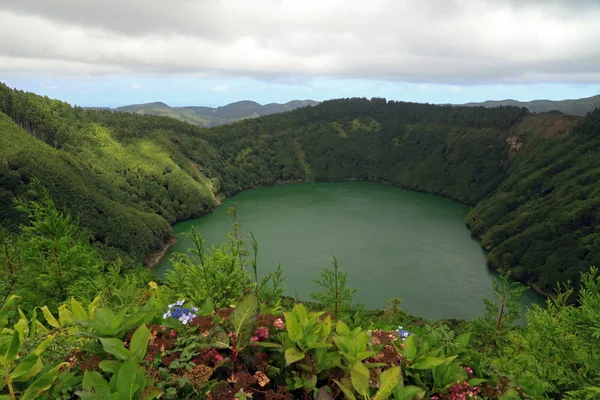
[
  {"x1": 107, "y1": 99, "x2": 320, "y2": 127},
  {"x1": 462, "y1": 94, "x2": 600, "y2": 116},
  {"x1": 1, "y1": 83, "x2": 600, "y2": 290},
  {"x1": 0, "y1": 199, "x2": 598, "y2": 399}
]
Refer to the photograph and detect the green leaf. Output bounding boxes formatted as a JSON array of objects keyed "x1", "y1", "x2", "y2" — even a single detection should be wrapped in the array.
[
  {"x1": 350, "y1": 361, "x2": 370, "y2": 397},
  {"x1": 40, "y1": 306, "x2": 61, "y2": 329},
  {"x1": 116, "y1": 358, "x2": 145, "y2": 400},
  {"x1": 58, "y1": 304, "x2": 75, "y2": 326},
  {"x1": 10, "y1": 354, "x2": 43, "y2": 382},
  {"x1": 99, "y1": 360, "x2": 123, "y2": 374},
  {"x1": 256, "y1": 341, "x2": 283, "y2": 349},
  {"x1": 0, "y1": 295, "x2": 19, "y2": 331},
  {"x1": 21, "y1": 362, "x2": 68, "y2": 400},
  {"x1": 393, "y1": 385, "x2": 424, "y2": 400},
  {"x1": 285, "y1": 347, "x2": 305, "y2": 365},
  {"x1": 467, "y1": 378, "x2": 487, "y2": 386},
  {"x1": 210, "y1": 326, "x2": 230, "y2": 349},
  {"x1": 284, "y1": 311, "x2": 302, "y2": 343},
  {"x1": 333, "y1": 379, "x2": 357, "y2": 400},
  {"x1": 403, "y1": 335, "x2": 417, "y2": 360},
  {"x1": 130, "y1": 324, "x2": 150, "y2": 362},
  {"x1": 499, "y1": 389, "x2": 521, "y2": 400},
  {"x1": 82, "y1": 371, "x2": 112, "y2": 399},
  {"x1": 455, "y1": 333, "x2": 471, "y2": 351},
  {"x1": 32, "y1": 333, "x2": 54, "y2": 356},
  {"x1": 373, "y1": 366, "x2": 401, "y2": 400},
  {"x1": 230, "y1": 292, "x2": 259, "y2": 341},
  {"x1": 336, "y1": 320, "x2": 351, "y2": 336},
  {"x1": 411, "y1": 357, "x2": 446, "y2": 370},
  {"x1": 70, "y1": 297, "x2": 88, "y2": 321},
  {"x1": 99, "y1": 338, "x2": 131, "y2": 361},
  {"x1": 5, "y1": 330, "x2": 20, "y2": 363}
]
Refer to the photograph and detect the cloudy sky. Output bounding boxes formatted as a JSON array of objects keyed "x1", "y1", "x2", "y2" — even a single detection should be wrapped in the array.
[{"x1": 1, "y1": 0, "x2": 599, "y2": 107}]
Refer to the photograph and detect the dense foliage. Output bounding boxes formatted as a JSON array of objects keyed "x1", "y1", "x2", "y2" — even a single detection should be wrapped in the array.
[
  {"x1": 0, "y1": 82, "x2": 599, "y2": 292},
  {"x1": 1, "y1": 199, "x2": 598, "y2": 399}
]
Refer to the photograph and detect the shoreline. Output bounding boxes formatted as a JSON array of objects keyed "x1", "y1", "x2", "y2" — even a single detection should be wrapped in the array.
[{"x1": 146, "y1": 237, "x2": 177, "y2": 268}]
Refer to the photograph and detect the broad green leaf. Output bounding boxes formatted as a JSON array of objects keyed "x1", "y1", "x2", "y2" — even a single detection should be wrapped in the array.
[
  {"x1": 357, "y1": 351, "x2": 377, "y2": 361},
  {"x1": 82, "y1": 371, "x2": 112, "y2": 399},
  {"x1": 333, "y1": 379, "x2": 357, "y2": 400},
  {"x1": 322, "y1": 315, "x2": 332, "y2": 337},
  {"x1": 28, "y1": 309, "x2": 38, "y2": 339},
  {"x1": 336, "y1": 320, "x2": 351, "y2": 336},
  {"x1": 88, "y1": 296, "x2": 102, "y2": 316},
  {"x1": 455, "y1": 333, "x2": 470, "y2": 351},
  {"x1": 99, "y1": 360, "x2": 123, "y2": 374},
  {"x1": 393, "y1": 385, "x2": 425, "y2": 400},
  {"x1": 373, "y1": 366, "x2": 401, "y2": 400},
  {"x1": 351, "y1": 361, "x2": 370, "y2": 397},
  {"x1": 210, "y1": 326, "x2": 230, "y2": 349},
  {"x1": 230, "y1": 292, "x2": 259, "y2": 341},
  {"x1": 285, "y1": 347, "x2": 305, "y2": 365},
  {"x1": 411, "y1": 357, "x2": 446, "y2": 370},
  {"x1": 5, "y1": 330, "x2": 20, "y2": 363},
  {"x1": 99, "y1": 338, "x2": 131, "y2": 361},
  {"x1": 58, "y1": 304, "x2": 75, "y2": 326},
  {"x1": 21, "y1": 362, "x2": 68, "y2": 400},
  {"x1": 33, "y1": 333, "x2": 55, "y2": 356},
  {"x1": 117, "y1": 358, "x2": 145, "y2": 400},
  {"x1": 403, "y1": 335, "x2": 417, "y2": 360},
  {"x1": 70, "y1": 297, "x2": 87, "y2": 321},
  {"x1": 130, "y1": 324, "x2": 150, "y2": 362},
  {"x1": 499, "y1": 389, "x2": 521, "y2": 400},
  {"x1": 0, "y1": 295, "x2": 19, "y2": 330},
  {"x1": 284, "y1": 311, "x2": 303, "y2": 343},
  {"x1": 10, "y1": 354, "x2": 43, "y2": 382},
  {"x1": 467, "y1": 378, "x2": 487, "y2": 387},
  {"x1": 40, "y1": 306, "x2": 61, "y2": 329}
]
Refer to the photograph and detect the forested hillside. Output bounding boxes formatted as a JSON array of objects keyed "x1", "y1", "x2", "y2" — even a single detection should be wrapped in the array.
[
  {"x1": 1, "y1": 83, "x2": 599, "y2": 294},
  {"x1": 462, "y1": 94, "x2": 600, "y2": 116}
]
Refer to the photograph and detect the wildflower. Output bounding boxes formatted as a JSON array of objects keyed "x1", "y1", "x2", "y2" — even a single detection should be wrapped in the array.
[
  {"x1": 273, "y1": 318, "x2": 285, "y2": 330},
  {"x1": 250, "y1": 336, "x2": 259, "y2": 342},
  {"x1": 255, "y1": 326, "x2": 270, "y2": 340},
  {"x1": 163, "y1": 300, "x2": 197, "y2": 324},
  {"x1": 396, "y1": 326, "x2": 412, "y2": 341},
  {"x1": 214, "y1": 353, "x2": 224, "y2": 363}
]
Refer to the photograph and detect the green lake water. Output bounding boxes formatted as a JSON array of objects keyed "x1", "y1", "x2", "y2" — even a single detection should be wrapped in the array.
[{"x1": 154, "y1": 182, "x2": 544, "y2": 320}]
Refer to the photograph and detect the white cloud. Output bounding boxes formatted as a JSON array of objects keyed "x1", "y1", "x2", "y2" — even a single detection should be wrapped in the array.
[
  {"x1": 0, "y1": 0, "x2": 599, "y2": 84},
  {"x1": 43, "y1": 84, "x2": 59, "y2": 89},
  {"x1": 131, "y1": 83, "x2": 143, "y2": 89},
  {"x1": 213, "y1": 85, "x2": 229, "y2": 92}
]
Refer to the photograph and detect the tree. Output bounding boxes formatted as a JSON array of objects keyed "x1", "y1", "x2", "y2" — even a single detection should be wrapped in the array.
[{"x1": 311, "y1": 256, "x2": 357, "y2": 318}]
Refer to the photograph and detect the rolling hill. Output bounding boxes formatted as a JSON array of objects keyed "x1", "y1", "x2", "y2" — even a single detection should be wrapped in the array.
[
  {"x1": 111, "y1": 99, "x2": 319, "y2": 127},
  {"x1": 461, "y1": 94, "x2": 600, "y2": 116}
]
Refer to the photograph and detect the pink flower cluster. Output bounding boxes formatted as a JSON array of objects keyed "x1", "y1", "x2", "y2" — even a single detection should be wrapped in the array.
[
  {"x1": 273, "y1": 318, "x2": 285, "y2": 330},
  {"x1": 251, "y1": 326, "x2": 270, "y2": 342}
]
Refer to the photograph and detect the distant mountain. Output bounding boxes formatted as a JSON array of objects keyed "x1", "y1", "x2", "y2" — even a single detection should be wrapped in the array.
[
  {"x1": 110, "y1": 99, "x2": 320, "y2": 127},
  {"x1": 461, "y1": 94, "x2": 600, "y2": 116}
]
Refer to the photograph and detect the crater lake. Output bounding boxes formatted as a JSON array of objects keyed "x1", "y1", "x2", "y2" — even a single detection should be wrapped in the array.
[{"x1": 154, "y1": 182, "x2": 543, "y2": 320}]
